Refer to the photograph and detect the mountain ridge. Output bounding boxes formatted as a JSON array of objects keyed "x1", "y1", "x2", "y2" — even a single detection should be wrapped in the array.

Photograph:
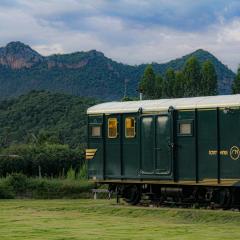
[{"x1": 0, "y1": 41, "x2": 236, "y2": 99}]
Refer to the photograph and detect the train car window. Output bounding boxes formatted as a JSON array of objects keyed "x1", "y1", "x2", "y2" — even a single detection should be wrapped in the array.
[
  {"x1": 91, "y1": 125, "x2": 101, "y2": 137},
  {"x1": 108, "y1": 118, "x2": 118, "y2": 138},
  {"x1": 178, "y1": 121, "x2": 192, "y2": 136},
  {"x1": 125, "y1": 117, "x2": 136, "y2": 138}
]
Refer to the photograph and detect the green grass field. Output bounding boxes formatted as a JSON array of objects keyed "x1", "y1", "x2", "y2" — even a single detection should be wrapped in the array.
[{"x1": 0, "y1": 199, "x2": 240, "y2": 240}]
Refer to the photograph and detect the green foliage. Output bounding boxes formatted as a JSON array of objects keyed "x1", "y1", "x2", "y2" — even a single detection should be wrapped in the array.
[
  {"x1": 139, "y1": 65, "x2": 156, "y2": 99},
  {"x1": 0, "y1": 175, "x2": 94, "y2": 199},
  {"x1": 26, "y1": 178, "x2": 93, "y2": 199},
  {"x1": 173, "y1": 71, "x2": 186, "y2": 97},
  {"x1": 232, "y1": 66, "x2": 240, "y2": 94},
  {"x1": 183, "y1": 57, "x2": 202, "y2": 96},
  {"x1": 201, "y1": 60, "x2": 218, "y2": 95},
  {"x1": 0, "y1": 143, "x2": 84, "y2": 177},
  {"x1": 139, "y1": 57, "x2": 219, "y2": 99},
  {"x1": 0, "y1": 91, "x2": 94, "y2": 180},
  {"x1": 151, "y1": 49, "x2": 234, "y2": 95},
  {"x1": 162, "y1": 68, "x2": 175, "y2": 97},
  {"x1": 77, "y1": 163, "x2": 88, "y2": 180},
  {"x1": 0, "y1": 90, "x2": 96, "y2": 148},
  {"x1": 6, "y1": 173, "x2": 28, "y2": 194},
  {"x1": 66, "y1": 166, "x2": 76, "y2": 180},
  {"x1": 0, "y1": 179, "x2": 14, "y2": 198},
  {"x1": 0, "y1": 48, "x2": 137, "y2": 101},
  {"x1": 154, "y1": 75, "x2": 163, "y2": 98}
]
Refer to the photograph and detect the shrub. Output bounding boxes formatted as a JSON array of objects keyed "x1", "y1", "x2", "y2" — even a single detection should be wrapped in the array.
[
  {"x1": 6, "y1": 173, "x2": 28, "y2": 194},
  {"x1": 23, "y1": 177, "x2": 94, "y2": 199},
  {"x1": 67, "y1": 167, "x2": 76, "y2": 180},
  {"x1": 0, "y1": 174, "x2": 94, "y2": 199},
  {"x1": 77, "y1": 163, "x2": 88, "y2": 180},
  {"x1": 0, "y1": 144, "x2": 84, "y2": 177},
  {"x1": 0, "y1": 179, "x2": 14, "y2": 199}
]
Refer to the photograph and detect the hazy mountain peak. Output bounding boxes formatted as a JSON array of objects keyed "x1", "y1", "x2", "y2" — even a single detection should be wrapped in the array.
[
  {"x1": 5, "y1": 41, "x2": 36, "y2": 53},
  {"x1": 192, "y1": 49, "x2": 210, "y2": 54},
  {"x1": 0, "y1": 41, "x2": 43, "y2": 69}
]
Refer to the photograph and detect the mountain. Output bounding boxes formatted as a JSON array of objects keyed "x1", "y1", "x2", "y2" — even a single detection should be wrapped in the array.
[
  {"x1": 0, "y1": 42, "x2": 43, "y2": 69},
  {"x1": 0, "y1": 41, "x2": 236, "y2": 100},
  {"x1": 151, "y1": 49, "x2": 235, "y2": 95},
  {"x1": 0, "y1": 90, "x2": 96, "y2": 148}
]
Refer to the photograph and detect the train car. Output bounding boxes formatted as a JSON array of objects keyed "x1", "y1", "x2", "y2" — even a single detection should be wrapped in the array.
[{"x1": 86, "y1": 94, "x2": 240, "y2": 208}]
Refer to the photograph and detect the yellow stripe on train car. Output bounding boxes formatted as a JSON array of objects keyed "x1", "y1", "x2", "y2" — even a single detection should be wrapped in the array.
[{"x1": 85, "y1": 149, "x2": 97, "y2": 160}]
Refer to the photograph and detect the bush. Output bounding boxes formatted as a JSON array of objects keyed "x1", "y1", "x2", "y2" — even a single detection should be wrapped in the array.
[
  {"x1": 6, "y1": 173, "x2": 28, "y2": 194},
  {"x1": 0, "y1": 174, "x2": 94, "y2": 199},
  {"x1": 77, "y1": 163, "x2": 88, "y2": 180},
  {"x1": 24, "y1": 178, "x2": 94, "y2": 199},
  {"x1": 66, "y1": 167, "x2": 76, "y2": 180},
  {"x1": 0, "y1": 144, "x2": 84, "y2": 177},
  {"x1": 0, "y1": 179, "x2": 14, "y2": 199}
]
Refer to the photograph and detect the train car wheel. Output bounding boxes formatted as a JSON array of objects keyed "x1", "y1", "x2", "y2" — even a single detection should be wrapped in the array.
[
  {"x1": 123, "y1": 185, "x2": 141, "y2": 205},
  {"x1": 213, "y1": 188, "x2": 232, "y2": 209}
]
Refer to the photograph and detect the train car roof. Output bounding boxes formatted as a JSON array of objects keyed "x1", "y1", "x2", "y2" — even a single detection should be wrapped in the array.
[{"x1": 87, "y1": 94, "x2": 240, "y2": 115}]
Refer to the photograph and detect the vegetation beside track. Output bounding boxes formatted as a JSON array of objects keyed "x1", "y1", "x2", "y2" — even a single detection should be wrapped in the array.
[
  {"x1": 0, "y1": 199, "x2": 240, "y2": 240},
  {"x1": 0, "y1": 174, "x2": 94, "y2": 199}
]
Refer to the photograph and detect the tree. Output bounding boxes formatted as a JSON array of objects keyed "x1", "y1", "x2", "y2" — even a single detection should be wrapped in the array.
[
  {"x1": 232, "y1": 66, "x2": 240, "y2": 94},
  {"x1": 162, "y1": 68, "x2": 175, "y2": 98},
  {"x1": 183, "y1": 57, "x2": 202, "y2": 96},
  {"x1": 201, "y1": 60, "x2": 218, "y2": 95},
  {"x1": 173, "y1": 71, "x2": 186, "y2": 98},
  {"x1": 154, "y1": 74, "x2": 163, "y2": 99},
  {"x1": 139, "y1": 65, "x2": 156, "y2": 99}
]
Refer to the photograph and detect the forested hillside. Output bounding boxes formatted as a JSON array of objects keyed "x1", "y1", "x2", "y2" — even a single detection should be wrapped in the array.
[
  {"x1": 139, "y1": 56, "x2": 218, "y2": 99},
  {"x1": 0, "y1": 91, "x2": 96, "y2": 148},
  {"x1": 0, "y1": 42, "x2": 235, "y2": 100},
  {"x1": 150, "y1": 49, "x2": 235, "y2": 94}
]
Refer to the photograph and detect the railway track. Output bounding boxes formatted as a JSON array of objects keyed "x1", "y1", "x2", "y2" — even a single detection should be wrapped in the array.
[{"x1": 132, "y1": 198, "x2": 240, "y2": 211}]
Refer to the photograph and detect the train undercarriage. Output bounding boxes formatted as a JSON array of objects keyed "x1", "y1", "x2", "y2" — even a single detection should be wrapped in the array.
[{"x1": 109, "y1": 184, "x2": 240, "y2": 209}]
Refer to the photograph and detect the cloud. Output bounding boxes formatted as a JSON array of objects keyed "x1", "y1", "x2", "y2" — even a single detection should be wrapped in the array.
[{"x1": 0, "y1": 0, "x2": 240, "y2": 70}]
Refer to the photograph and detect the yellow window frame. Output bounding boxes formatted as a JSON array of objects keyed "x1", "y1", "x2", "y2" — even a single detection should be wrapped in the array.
[
  {"x1": 108, "y1": 118, "x2": 118, "y2": 138},
  {"x1": 125, "y1": 117, "x2": 136, "y2": 138}
]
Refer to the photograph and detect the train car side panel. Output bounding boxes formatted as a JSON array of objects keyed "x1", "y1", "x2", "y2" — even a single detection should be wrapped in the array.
[
  {"x1": 220, "y1": 108, "x2": 240, "y2": 179},
  {"x1": 198, "y1": 109, "x2": 218, "y2": 180},
  {"x1": 176, "y1": 110, "x2": 196, "y2": 180}
]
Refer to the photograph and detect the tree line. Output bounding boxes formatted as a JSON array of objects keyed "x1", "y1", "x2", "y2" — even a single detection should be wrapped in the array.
[
  {"x1": 232, "y1": 67, "x2": 240, "y2": 93},
  {"x1": 0, "y1": 91, "x2": 94, "y2": 178},
  {"x1": 139, "y1": 56, "x2": 218, "y2": 99}
]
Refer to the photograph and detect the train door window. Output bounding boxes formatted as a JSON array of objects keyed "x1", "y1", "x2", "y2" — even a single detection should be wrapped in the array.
[
  {"x1": 108, "y1": 118, "x2": 118, "y2": 138},
  {"x1": 125, "y1": 117, "x2": 136, "y2": 138},
  {"x1": 178, "y1": 120, "x2": 193, "y2": 136},
  {"x1": 91, "y1": 125, "x2": 101, "y2": 137}
]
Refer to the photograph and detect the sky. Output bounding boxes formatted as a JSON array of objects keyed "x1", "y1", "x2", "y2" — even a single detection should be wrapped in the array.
[{"x1": 0, "y1": 0, "x2": 240, "y2": 71}]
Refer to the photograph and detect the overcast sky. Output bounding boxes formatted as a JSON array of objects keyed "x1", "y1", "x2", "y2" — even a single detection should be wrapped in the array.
[{"x1": 1, "y1": 0, "x2": 240, "y2": 71}]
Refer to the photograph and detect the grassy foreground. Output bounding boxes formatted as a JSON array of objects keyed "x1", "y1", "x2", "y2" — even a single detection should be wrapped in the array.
[{"x1": 0, "y1": 199, "x2": 240, "y2": 240}]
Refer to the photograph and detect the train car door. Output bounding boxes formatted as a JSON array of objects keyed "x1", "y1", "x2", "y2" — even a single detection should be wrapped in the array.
[
  {"x1": 176, "y1": 111, "x2": 196, "y2": 180},
  {"x1": 155, "y1": 114, "x2": 172, "y2": 177},
  {"x1": 140, "y1": 114, "x2": 173, "y2": 179},
  {"x1": 140, "y1": 116, "x2": 155, "y2": 176},
  {"x1": 105, "y1": 115, "x2": 121, "y2": 178}
]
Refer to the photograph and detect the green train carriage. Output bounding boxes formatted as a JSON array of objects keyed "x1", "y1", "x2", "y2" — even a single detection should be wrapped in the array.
[{"x1": 86, "y1": 95, "x2": 240, "y2": 208}]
